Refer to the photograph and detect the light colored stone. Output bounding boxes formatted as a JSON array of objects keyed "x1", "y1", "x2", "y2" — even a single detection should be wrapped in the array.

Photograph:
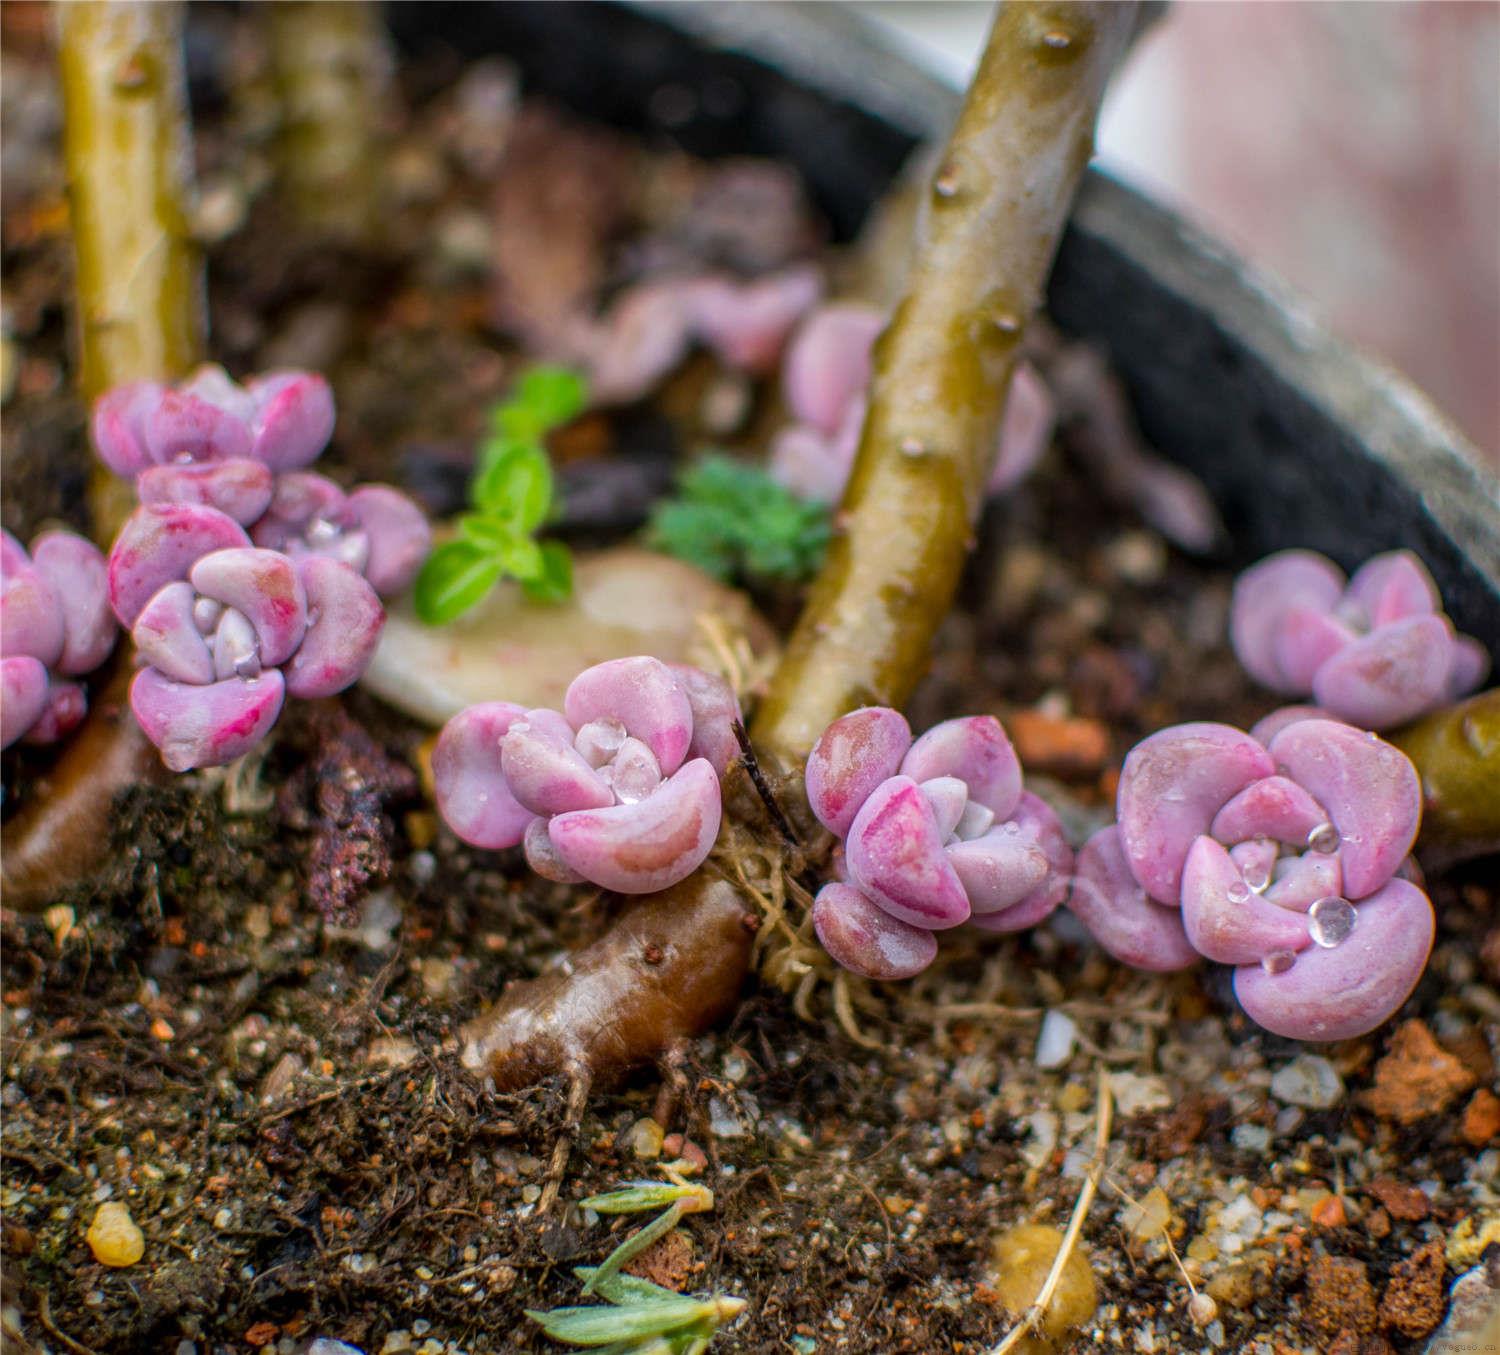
[
  {"x1": 1035, "y1": 1010, "x2": 1078, "y2": 1069},
  {"x1": 362, "y1": 547, "x2": 776, "y2": 727},
  {"x1": 1269, "y1": 1054, "x2": 1344, "y2": 1110}
]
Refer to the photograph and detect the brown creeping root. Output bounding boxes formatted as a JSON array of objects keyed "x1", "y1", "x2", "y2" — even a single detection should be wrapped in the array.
[{"x1": 458, "y1": 875, "x2": 756, "y2": 1095}]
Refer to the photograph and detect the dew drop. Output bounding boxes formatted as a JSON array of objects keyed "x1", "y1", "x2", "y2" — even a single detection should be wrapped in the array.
[
  {"x1": 1307, "y1": 896, "x2": 1356, "y2": 948},
  {"x1": 1226, "y1": 880, "x2": 1250, "y2": 903},
  {"x1": 305, "y1": 516, "x2": 342, "y2": 548},
  {"x1": 1260, "y1": 949, "x2": 1296, "y2": 975},
  {"x1": 1243, "y1": 863, "x2": 1271, "y2": 894},
  {"x1": 1307, "y1": 822, "x2": 1340, "y2": 854}
]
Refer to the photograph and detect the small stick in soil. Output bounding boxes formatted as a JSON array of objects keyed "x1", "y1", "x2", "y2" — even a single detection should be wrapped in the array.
[
  {"x1": 988, "y1": 1063, "x2": 1114, "y2": 1355},
  {"x1": 57, "y1": 0, "x2": 205, "y2": 538},
  {"x1": 732, "y1": 720, "x2": 800, "y2": 849},
  {"x1": 459, "y1": 0, "x2": 1138, "y2": 1092}
]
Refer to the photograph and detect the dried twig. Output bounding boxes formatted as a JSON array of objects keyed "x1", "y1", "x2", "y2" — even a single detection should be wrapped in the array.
[{"x1": 988, "y1": 1062, "x2": 1114, "y2": 1355}]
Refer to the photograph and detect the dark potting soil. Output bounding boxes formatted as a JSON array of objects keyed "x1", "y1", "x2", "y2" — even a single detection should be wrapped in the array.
[{"x1": 2, "y1": 11, "x2": 1495, "y2": 1355}]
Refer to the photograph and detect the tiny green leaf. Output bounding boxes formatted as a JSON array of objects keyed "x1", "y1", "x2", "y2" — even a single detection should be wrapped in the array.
[
  {"x1": 473, "y1": 441, "x2": 554, "y2": 530},
  {"x1": 495, "y1": 365, "x2": 589, "y2": 442},
  {"x1": 572, "y1": 1268, "x2": 683, "y2": 1306},
  {"x1": 525, "y1": 1294, "x2": 712, "y2": 1346},
  {"x1": 580, "y1": 1184, "x2": 699, "y2": 1215},
  {"x1": 645, "y1": 454, "x2": 829, "y2": 587},
  {"x1": 456, "y1": 512, "x2": 513, "y2": 552},
  {"x1": 522, "y1": 540, "x2": 574, "y2": 604},
  {"x1": 413, "y1": 540, "x2": 505, "y2": 625}
]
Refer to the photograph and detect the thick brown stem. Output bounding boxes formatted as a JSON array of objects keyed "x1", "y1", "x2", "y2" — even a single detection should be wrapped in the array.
[
  {"x1": 266, "y1": 1, "x2": 391, "y2": 247},
  {"x1": 459, "y1": 877, "x2": 754, "y2": 1092},
  {"x1": 462, "y1": 2, "x2": 1136, "y2": 1090},
  {"x1": 57, "y1": 0, "x2": 205, "y2": 538},
  {"x1": 1, "y1": 666, "x2": 165, "y2": 910}
]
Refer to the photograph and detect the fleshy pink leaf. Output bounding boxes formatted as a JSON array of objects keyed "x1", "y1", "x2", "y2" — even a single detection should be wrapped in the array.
[
  {"x1": 107, "y1": 503, "x2": 250, "y2": 627},
  {"x1": 346, "y1": 485, "x2": 432, "y2": 596},
  {"x1": 22, "y1": 680, "x2": 86, "y2": 744},
  {"x1": 132, "y1": 581, "x2": 215, "y2": 685},
  {"x1": 549, "y1": 758, "x2": 722, "y2": 894},
  {"x1": 1311, "y1": 614, "x2": 1455, "y2": 730},
  {"x1": 137, "y1": 459, "x2": 274, "y2": 526},
  {"x1": 805, "y1": 706, "x2": 912, "y2": 838},
  {"x1": 1267, "y1": 718, "x2": 1420, "y2": 898},
  {"x1": 0, "y1": 566, "x2": 63, "y2": 667},
  {"x1": 91, "y1": 381, "x2": 163, "y2": 476},
  {"x1": 945, "y1": 827, "x2": 1049, "y2": 915},
  {"x1": 130, "y1": 666, "x2": 285, "y2": 771},
  {"x1": 1233, "y1": 877, "x2": 1434, "y2": 1041},
  {"x1": 282, "y1": 557, "x2": 384, "y2": 699},
  {"x1": 1210, "y1": 775, "x2": 1328, "y2": 847},
  {"x1": 1272, "y1": 604, "x2": 1355, "y2": 691},
  {"x1": 668, "y1": 664, "x2": 743, "y2": 777},
  {"x1": 27, "y1": 532, "x2": 114, "y2": 676},
  {"x1": 845, "y1": 776, "x2": 970, "y2": 930},
  {"x1": 812, "y1": 881, "x2": 937, "y2": 981},
  {"x1": 1180, "y1": 835, "x2": 1313, "y2": 965},
  {"x1": 1343, "y1": 551, "x2": 1438, "y2": 628},
  {"x1": 500, "y1": 722, "x2": 614, "y2": 816},
  {"x1": 1230, "y1": 550, "x2": 1345, "y2": 692},
  {"x1": 189, "y1": 548, "x2": 307, "y2": 668},
  {"x1": 1067, "y1": 825, "x2": 1199, "y2": 971},
  {"x1": 968, "y1": 792, "x2": 1073, "y2": 933},
  {"x1": 1263, "y1": 850, "x2": 1342, "y2": 912},
  {"x1": 987, "y1": 363, "x2": 1055, "y2": 495},
  {"x1": 900, "y1": 715, "x2": 1023, "y2": 821},
  {"x1": 144, "y1": 388, "x2": 255, "y2": 466},
  {"x1": 524, "y1": 817, "x2": 586, "y2": 884},
  {"x1": 564, "y1": 656, "x2": 694, "y2": 776},
  {"x1": 781, "y1": 302, "x2": 884, "y2": 435},
  {"x1": 688, "y1": 265, "x2": 822, "y2": 374},
  {"x1": 1, "y1": 655, "x2": 49, "y2": 748},
  {"x1": 431, "y1": 701, "x2": 535, "y2": 849},
  {"x1": 246, "y1": 371, "x2": 337, "y2": 470},
  {"x1": 1118, "y1": 723, "x2": 1276, "y2": 905}
]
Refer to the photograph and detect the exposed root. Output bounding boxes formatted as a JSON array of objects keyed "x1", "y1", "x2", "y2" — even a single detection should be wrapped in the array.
[{"x1": 988, "y1": 1064, "x2": 1114, "y2": 1355}]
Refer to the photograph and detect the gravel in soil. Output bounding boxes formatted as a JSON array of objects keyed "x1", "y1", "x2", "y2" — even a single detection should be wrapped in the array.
[{"x1": 3, "y1": 10, "x2": 1498, "y2": 1355}]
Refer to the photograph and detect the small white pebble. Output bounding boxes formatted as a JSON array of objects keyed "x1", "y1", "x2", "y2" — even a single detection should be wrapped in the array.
[
  {"x1": 1269, "y1": 1054, "x2": 1344, "y2": 1110},
  {"x1": 1231, "y1": 1123, "x2": 1271, "y2": 1154},
  {"x1": 1035, "y1": 1010, "x2": 1078, "y2": 1069}
]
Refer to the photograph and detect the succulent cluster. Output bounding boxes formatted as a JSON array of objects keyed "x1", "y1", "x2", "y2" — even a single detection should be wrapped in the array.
[
  {"x1": 805, "y1": 709, "x2": 1072, "y2": 981},
  {"x1": 587, "y1": 265, "x2": 823, "y2": 405},
  {"x1": 1232, "y1": 548, "x2": 1487, "y2": 730},
  {"x1": 432, "y1": 657, "x2": 740, "y2": 894},
  {"x1": 768, "y1": 300, "x2": 1056, "y2": 504},
  {"x1": 1069, "y1": 712, "x2": 1433, "y2": 1041},
  {"x1": 95, "y1": 365, "x2": 430, "y2": 770},
  {"x1": 1, "y1": 529, "x2": 117, "y2": 747}
]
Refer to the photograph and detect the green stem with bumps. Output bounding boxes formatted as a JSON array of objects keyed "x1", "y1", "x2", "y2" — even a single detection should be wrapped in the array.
[{"x1": 752, "y1": 1, "x2": 1138, "y2": 768}]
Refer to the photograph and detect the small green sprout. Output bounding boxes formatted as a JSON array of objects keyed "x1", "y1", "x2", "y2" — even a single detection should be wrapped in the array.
[
  {"x1": 645, "y1": 453, "x2": 830, "y2": 586},
  {"x1": 413, "y1": 366, "x2": 586, "y2": 624},
  {"x1": 527, "y1": 1164, "x2": 743, "y2": 1353}
]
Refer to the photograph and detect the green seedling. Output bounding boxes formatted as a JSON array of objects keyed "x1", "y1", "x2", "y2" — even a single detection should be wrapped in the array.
[{"x1": 414, "y1": 365, "x2": 585, "y2": 623}]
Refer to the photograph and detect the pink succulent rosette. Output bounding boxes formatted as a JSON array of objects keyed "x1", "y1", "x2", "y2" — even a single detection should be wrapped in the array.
[
  {"x1": 250, "y1": 472, "x2": 431, "y2": 597},
  {"x1": 1231, "y1": 548, "x2": 1489, "y2": 730},
  {"x1": 805, "y1": 708, "x2": 1073, "y2": 982},
  {"x1": 1, "y1": 529, "x2": 118, "y2": 748},
  {"x1": 91, "y1": 365, "x2": 335, "y2": 478},
  {"x1": 1068, "y1": 713, "x2": 1433, "y2": 1042},
  {"x1": 768, "y1": 300, "x2": 1056, "y2": 504},
  {"x1": 586, "y1": 264, "x2": 823, "y2": 405},
  {"x1": 93, "y1": 367, "x2": 431, "y2": 599},
  {"x1": 431, "y1": 657, "x2": 740, "y2": 894},
  {"x1": 109, "y1": 502, "x2": 384, "y2": 771}
]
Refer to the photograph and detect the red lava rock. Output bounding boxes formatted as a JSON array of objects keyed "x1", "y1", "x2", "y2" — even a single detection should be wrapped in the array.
[
  {"x1": 660, "y1": 1133, "x2": 708, "y2": 1172},
  {"x1": 1378, "y1": 1238, "x2": 1446, "y2": 1338},
  {"x1": 1365, "y1": 1176, "x2": 1429, "y2": 1222},
  {"x1": 244, "y1": 1322, "x2": 279, "y2": 1347},
  {"x1": 1006, "y1": 707, "x2": 1111, "y2": 778},
  {"x1": 1303, "y1": 1255, "x2": 1378, "y2": 1336},
  {"x1": 1358, "y1": 1019, "x2": 1477, "y2": 1125},
  {"x1": 1461, "y1": 1087, "x2": 1500, "y2": 1146},
  {"x1": 1311, "y1": 1195, "x2": 1348, "y2": 1229},
  {"x1": 1366, "y1": 1207, "x2": 1391, "y2": 1240},
  {"x1": 623, "y1": 1225, "x2": 695, "y2": 1290}
]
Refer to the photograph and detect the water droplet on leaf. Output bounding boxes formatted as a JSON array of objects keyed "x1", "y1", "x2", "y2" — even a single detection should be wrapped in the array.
[{"x1": 1307, "y1": 896, "x2": 1356, "y2": 948}]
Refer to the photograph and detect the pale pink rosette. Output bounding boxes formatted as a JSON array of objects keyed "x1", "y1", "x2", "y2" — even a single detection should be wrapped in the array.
[
  {"x1": 431, "y1": 657, "x2": 740, "y2": 894},
  {"x1": 805, "y1": 709, "x2": 1072, "y2": 981},
  {"x1": 1068, "y1": 714, "x2": 1433, "y2": 1041},
  {"x1": 768, "y1": 300, "x2": 1056, "y2": 504},
  {"x1": 1231, "y1": 548, "x2": 1488, "y2": 730},
  {"x1": 1, "y1": 529, "x2": 118, "y2": 747}
]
